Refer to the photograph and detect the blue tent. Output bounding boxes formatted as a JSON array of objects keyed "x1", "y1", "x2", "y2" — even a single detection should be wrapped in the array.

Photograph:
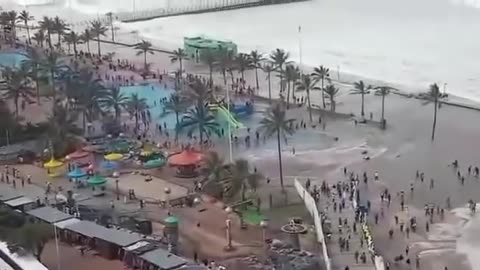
[
  {"x1": 100, "y1": 160, "x2": 119, "y2": 170},
  {"x1": 67, "y1": 167, "x2": 87, "y2": 180}
]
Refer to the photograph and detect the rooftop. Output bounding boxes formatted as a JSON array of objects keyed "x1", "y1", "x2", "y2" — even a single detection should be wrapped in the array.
[
  {"x1": 64, "y1": 220, "x2": 144, "y2": 247},
  {"x1": 4, "y1": 196, "x2": 34, "y2": 207},
  {"x1": 0, "y1": 187, "x2": 22, "y2": 202},
  {"x1": 27, "y1": 206, "x2": 73, "y2": 223},
  {"x1": 140, "y1": 248, "x2": 187, "y2": 270}
]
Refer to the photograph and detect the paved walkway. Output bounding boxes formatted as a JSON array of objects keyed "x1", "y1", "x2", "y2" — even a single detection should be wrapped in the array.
[{"x1": 299, "y1": 178, "x2": 375, "y2": 270}]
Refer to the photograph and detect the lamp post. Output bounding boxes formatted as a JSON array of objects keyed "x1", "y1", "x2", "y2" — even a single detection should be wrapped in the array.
[
  {"x1": 115, "y1": 178, "x2": 120, "y2": 200},
  {"x1": 260, "y1": 219, "x2": 269, "y2": 260},
  {"x1": 164, "y1": 187, "x2": 171, "y2": 215},
  {"x1": 224, "y1": 207, "x2": 233, "y2": 251}
]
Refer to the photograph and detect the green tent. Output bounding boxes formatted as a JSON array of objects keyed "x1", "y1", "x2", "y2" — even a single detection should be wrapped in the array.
[
  {"x1": 87, "y1": 175, "x2": 107, "y2": 186},
  {"x1": 184, "y1": 36, "x2": 237, "y2": 61}
]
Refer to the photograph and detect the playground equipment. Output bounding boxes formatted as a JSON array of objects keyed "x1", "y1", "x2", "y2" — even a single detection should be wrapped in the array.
[
  {"x1": 43, "y1": 158, "x2": 65, "y2": 177},
  {"x1": 210, "y1": 105, "x2": 245, "y2": 129},
  {"x1": 168, "y1": 150, "x2": 204, "y2": 178},
  {"x1": 231, "y1": 103, "x2": 254, "y2": 117}
]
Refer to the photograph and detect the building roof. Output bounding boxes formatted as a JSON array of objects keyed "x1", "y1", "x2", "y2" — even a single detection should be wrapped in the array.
[
  {"x1": 64, "y1": 220, "x2": 143, "y2": 247},
  {"x1": 26, "y1": 206, "x2": 73, "y2": 223},
  {"x1": 54, "y1": 218, "x2": 81, "y2": 229},
  {"x1": 0, "y1": 187, "x2": 22, "y2": 202},
  {"x1": 4, "y1": 196, "x2": 34, "y2": 207},
  {"x1": 140, "y1": 248, "x2": 187, "y2": 270}
]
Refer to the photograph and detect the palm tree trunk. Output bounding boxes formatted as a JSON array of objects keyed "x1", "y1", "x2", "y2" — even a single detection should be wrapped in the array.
[
  {"x1": 286, "y1": 81, "x2": 290, "y2": 109},
  {"x1": 255, "y1": 67, "x2": 259, "y2": 91},
  {"x1": 179, "y1": 59, "x2": 183, "y2": 77},
  {"x1": 321, "y1": 79, "x2": 326, "y2": 108},
  {"x1": 97, "y1": 36, "x2": 101, "y2": 56},
  {"x1": 431, "y1": 99, "x2": 438, "y2": 141},
  {"x1": 14, "y1": 98, "x2": 19, "y2": 119},
  {"x1": 276, "y1": 128, "x2": 285, "y2": 191},
  {"x1": 209, "y1": 65, "x2": 213, "y2": 87},
  {"x1": 331, "y1": 97, "x2": 335, "y2": 112},
  {"x1": 267, "y1": 74, "x2": 272, "y2": 103},
  {"x1": 307, "y1": 90, "x2": 313, "y2": 122},
  {"x1": 361, "y1": 92, "x2": 365, "y2": 117},
  {"x1": 144, "y1": 51, "x2": 147, "y2": 69},
  {"x1": 26, "y1": 24, "x2": 31, "y2": 44},
  {"x1": 199, "y1": 124, "x2": 204, "y2": 146},
  {"x1": 222, "y1": 71, "x2": 227, "y2": 86},
  {"x1": 83, "y1": 111, "x2": 87, "y2": 131},
  {"x1": 134, "y1": 113, "x2": 139, "y2": 133},
  {"x1": 57, "y1": 34, "x2": 61, "y2": 47},
  {"x1": 73, "y1": 42, "x2": 77, "y2": 58},
  {"x1": 35, "y1": 77, "x2": 40, "y2": 104},
  {"x1": 86, "y1": 41, "x2": 91, "y2": 54},
  {"x1": 47, "y1": 32, "x2": 52, "y2": 49},
  {"x1": 241, "y1": 70, "x2": 245, "y2": 81},
  {"x1": 175, "y1": 111, "x2": 180, "y2": 139},
  {"x1": 50, "y1": 70, "x2": 56, "y2": 107},
  {"x1": 381, "y1": 95, "x2": 386, "y2": 129}
]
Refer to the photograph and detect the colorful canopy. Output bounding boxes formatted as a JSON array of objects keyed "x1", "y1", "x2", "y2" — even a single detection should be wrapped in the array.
[
  {"x1": 168, "y1": 150, "x2": 204, "y2": 166},
  {"x1": 143, "y1": 158, "x2": 166, "y2": 169},
  {"x1": 104, "y1": 153, "x2": 123, "y2": 161},
  {"x1": 67, "y1": 149, "x2": 90, "y2": 159},
  {"x1": 44, "y1": 158, "x2": 64, "y2": 169},
  {"x1": 87, "y1": 175, "x2": 107, "y2": 186},
  {"x1": 100, "y1": 160, "x2": 119, "y2": 170},
  {"x1": 67, "y1": 167, "x2": 87, "y2": 178},
  {"x1": 140, "y1": 150, "x2": 153, "y2": 157}
]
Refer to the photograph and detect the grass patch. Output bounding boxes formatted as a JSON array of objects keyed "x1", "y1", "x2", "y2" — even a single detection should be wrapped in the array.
[{"x1": 241, "y1": 206, "x2": 265, "y2": 225}]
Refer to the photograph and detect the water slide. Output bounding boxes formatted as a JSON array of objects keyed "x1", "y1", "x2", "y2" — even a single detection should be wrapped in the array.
[{"x1": 211, "y1": 105, "x2": 245, "y2": 129}]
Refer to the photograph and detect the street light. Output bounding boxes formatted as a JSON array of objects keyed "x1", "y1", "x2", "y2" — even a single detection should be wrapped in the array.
[
  {"x1": 224, "y1": 207, "x2": 233, "y2": 251},
  {"x1": 260, "y1": 219, "x2": 269, "y2": 260},
  {"x1": 115, "y1": 179, "x2": 120, "y2": 200}
]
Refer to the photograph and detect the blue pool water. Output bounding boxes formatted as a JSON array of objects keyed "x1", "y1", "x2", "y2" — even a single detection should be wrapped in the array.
[
  {"x1": 120, "y1": 83, "x2": 178, "y2": 129},
  {"x1": 0, "y1": 52, "x2": 28, "y2": 69}
]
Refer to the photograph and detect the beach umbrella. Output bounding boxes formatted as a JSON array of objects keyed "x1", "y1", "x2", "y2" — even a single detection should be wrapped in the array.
[
  {"x1": 44, "y1": 158, "x2": 64, "y2": 169},
  {"x1": 87, "y1": 175, "x2": 107, "y2": 186},
  {"x1": 104, "y1": 153, "x2": 123, "y2": 161},
  {"x1": 67, "y1": 149, "x2": 90, "y2": 160},
  {"x1": 143, "y1": 158, "x2": 166, "y2": 169},
  {"x1": 67, "y1": 167, "x2": 87, "y2": 179},
  {"x1": 100, "y1": 160, "x2": 119, "y2": 170},
  {"x1": 168, "y1": 150, "x2": 204, "y2": 166}
]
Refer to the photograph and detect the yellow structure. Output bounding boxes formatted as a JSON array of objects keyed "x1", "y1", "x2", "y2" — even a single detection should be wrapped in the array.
[
  {"x1": 104, "y1": 153, "x2": 123, "y2": 161},
  {"x1": 43, "y1": 158, "x2": 65, "y2": 177}
]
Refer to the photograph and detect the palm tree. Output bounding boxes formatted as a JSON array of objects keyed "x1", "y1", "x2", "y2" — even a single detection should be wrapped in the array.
[
  {"x1": 170, "y1": 48, "x2": 188, "y2": 79},
  {"x1": 134, "y1": 40, "x2": 154, "y2": 70},
  {"x1": 200, "y1": 50, "x2": 216, "y2": 87},
  {"x1": 81, "y1": 28, "x2": 93, "y2": 54},
  {"x1": 183, "y1": 78, "x2": 213, "y2": 108},
  {"x1": 17, "y1": 10, "x2": 33, "y2": 44},
  {"x1": 324, "y1": 84, "x2": 339, "y2": 112},
  {"x1": 23, "y1": 47, "x2": 43, "y2": 104},
  {"x1": 2, "y1": 66, "x2": 34, "y2": 119},
  {"x1": 250, "y1": 50, "x2": 264, "y2": 91},
  {"x1": 41, "y1": 51, "x2": 61, "y2": 105},
  {"x1": 215, "y1": 49, "x2": 235, "y2": 87},
  {"x1": 181, "y1": 105, "x2": 220, "y2": 144},
  {"x1": 125, "y1": 93, "x2": 148, "y2": 132},
  {"x1": 295, "y1": 74, "x2": 318, "y2": 122},
  {"x1": 223, "y1": 159, "x2": 263, "y2": 200},
  {"x1": 428, "y1": 83, "x2": 441, "y2": 141},
  {"x1": 52, "y1": 16, "x2": 68, "y2": 48},
  {"x1": 258, "y1": 102, "x2": 295, "y2": 191},
  {"x1": 32, "y1": 30, "x2": 45, "y2": 47},
  {"x1": 39, "y1": 16, "x2": 54, "y2": 49},
  {"x1": 283, "y1": 64, "x2": 299, "y2": 107},
  {"x1": 200, "y1": 151, "x2": 228, "y2": 198},
  {"x1": 350, "y1": 80, "x2": 372, "y2": 117},
  {"x1": 374, "y1": 86, "x2": 396, "y2": 129},
  {"x1": 262, "y1": 63, "x2": 274, "y2": 102},
  {"x1": 101, "y1": 88, "x2": 129, "y2": 122},
  {"x1": 47, "y1": 104, "x2": 82, "y2": 156},
  {"x1": 235, "y1": 53, "x2": 252, "y2": 81},
  {"x1": 312, "y1": 65, "x2": 331, "y2": 109},
  {"x1": 63, "y1": 31, "x2": 81, "y2": 57},
  {"x1": 76, "y1": 70, "x2": 109, "y2": 130},
  {"x1": 162, "y1": 93, "x2": 188, "y2": 138},
  {"x1": 5, "y1": 11, "x2": 17, "y2": 45},
  {"x1": 270, "y1": 48, "x2": 291, "y2": 93},
  {"x1": 90, "y1": 20, "x2": 107, "y2": 56}
]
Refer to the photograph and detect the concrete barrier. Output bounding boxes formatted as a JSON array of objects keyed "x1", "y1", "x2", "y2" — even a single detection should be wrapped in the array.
[{"x1": 294, "y1": 178, "x2": 331, "y2": 270}]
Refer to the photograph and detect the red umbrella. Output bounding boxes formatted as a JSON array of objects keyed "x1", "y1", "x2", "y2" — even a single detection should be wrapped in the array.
[
  {"x1": 67, "y1": 149, "x2": 90, "y2": 160},
  {"x1": 168, "y1": 150, "x2": 204, "y2": 166}
]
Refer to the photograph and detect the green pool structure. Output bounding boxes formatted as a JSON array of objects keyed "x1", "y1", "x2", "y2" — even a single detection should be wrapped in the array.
[
  {"x1": 0, "y1": 52, "x2": 28, "y2": 69},
  {"x1": 184, "y1": 36, "x2": 238, "y2": 61},
  {"x1": 241, "y1": 206, "x2": 266, "y2": 225}
]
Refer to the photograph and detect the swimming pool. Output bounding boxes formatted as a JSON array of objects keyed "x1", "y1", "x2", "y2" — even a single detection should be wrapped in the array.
[
  {"x1": 0, "y1": 52, "x2": 28, "y2": 69},
  {"x1": 120, "y1": 83, "x2": 178, "y2": 129}
]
